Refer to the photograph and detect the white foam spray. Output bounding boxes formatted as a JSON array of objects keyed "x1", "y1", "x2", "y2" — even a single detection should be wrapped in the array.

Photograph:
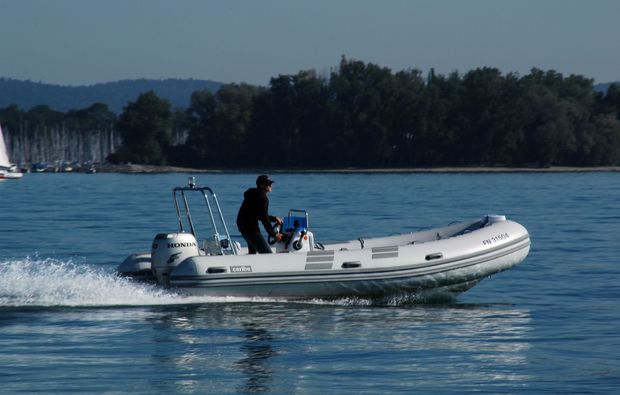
[{"x1": 0, "y1": 256, "x2": 259, "y2": 307}]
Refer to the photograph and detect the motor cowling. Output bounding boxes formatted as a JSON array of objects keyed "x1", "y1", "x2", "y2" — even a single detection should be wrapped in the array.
[{"x1": 151, "y1": 232, "x2": 199, "y2": 285}]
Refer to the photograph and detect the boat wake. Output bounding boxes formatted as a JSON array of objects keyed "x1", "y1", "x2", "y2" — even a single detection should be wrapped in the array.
[
  {"x1": 0, "y1": 257, "x2": 455, "y2": 308},
  {"x1": 0, "y1": 257, "x2": 257, "y2": 308}
]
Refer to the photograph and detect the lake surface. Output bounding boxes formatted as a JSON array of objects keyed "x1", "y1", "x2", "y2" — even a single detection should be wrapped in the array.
[{"x1": 1, "y1": 172, "x2": 619, "y2": 394}]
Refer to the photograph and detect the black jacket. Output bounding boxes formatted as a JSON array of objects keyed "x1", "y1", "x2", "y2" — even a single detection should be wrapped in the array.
[{"x1": 236, "y1": 188, "x2": 277, "y2": 236}]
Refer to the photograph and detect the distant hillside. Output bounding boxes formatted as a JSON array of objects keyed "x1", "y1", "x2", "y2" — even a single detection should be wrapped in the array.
[{"x1": 0, "y1": 78, "x2": 223, "y2": 113}]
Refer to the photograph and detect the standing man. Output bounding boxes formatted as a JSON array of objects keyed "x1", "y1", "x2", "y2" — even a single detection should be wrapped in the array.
[{"x1": 237, "y1": 175, "x2": 283, "y2": 254}]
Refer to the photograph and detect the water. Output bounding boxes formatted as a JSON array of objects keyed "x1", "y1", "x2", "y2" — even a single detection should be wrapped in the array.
[{"x1": 1, "y1": 172, "x2": 619, "y2": 394}]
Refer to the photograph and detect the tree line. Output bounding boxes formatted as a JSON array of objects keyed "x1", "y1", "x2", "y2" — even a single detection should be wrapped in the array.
[{"x1": 3, "y1": 58, "x2": 620, "y2": 168}]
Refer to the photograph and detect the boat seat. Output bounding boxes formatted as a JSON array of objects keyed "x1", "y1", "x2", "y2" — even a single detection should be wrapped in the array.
[
  {"x1": 283, "y1": 215, "x2": 307, "y2": 231},
  {"x1": 204, "y1": 238, "x2": 222, "y2": 255}
]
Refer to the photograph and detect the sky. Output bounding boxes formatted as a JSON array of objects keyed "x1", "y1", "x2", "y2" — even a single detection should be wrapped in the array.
[{"x1": 1, "y1": 0, "x2": 619, "y2": 87}]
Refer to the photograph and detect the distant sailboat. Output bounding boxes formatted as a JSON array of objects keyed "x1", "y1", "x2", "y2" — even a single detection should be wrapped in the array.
[{"x1": 0, "y1": 123, "x2": 23, "y2": 180}]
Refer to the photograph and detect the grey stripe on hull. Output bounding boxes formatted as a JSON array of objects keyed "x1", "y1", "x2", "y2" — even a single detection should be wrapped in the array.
[
  {"x1": 372, "y1": 246, "x2": 399, "y2": 253},
  {"x1": 305, "y1": 263, "x2": 333, "y2": 270},
  {"x1": 306, "y1": 256, "x2": 334, "y2": 263},
  {"x1": 372, "y1": 246, "x2": 399, "y2": 260},
  {"x1": 372, "y1": 252, "x2": 399, "y2": 259},
  {"x1": 307, "y1": 250, "x2": 335, "y2": 256},
  {"x1": 306, "y1": 250, "x2": 334, "y2": 267}
]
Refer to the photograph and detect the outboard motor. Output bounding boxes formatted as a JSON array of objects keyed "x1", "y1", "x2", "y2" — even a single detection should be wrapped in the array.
[{"x1": 151, "y1": 232, "x2": 199, "y2": 285}]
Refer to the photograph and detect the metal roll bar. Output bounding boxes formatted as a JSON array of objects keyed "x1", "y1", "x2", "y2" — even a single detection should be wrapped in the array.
[{"x1": 172, "y1": 177, "x2": 239, "y2": 255}]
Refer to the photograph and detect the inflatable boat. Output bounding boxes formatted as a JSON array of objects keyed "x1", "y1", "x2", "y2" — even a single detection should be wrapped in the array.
[{"x1": 118, "y1": 178, "x2": 530, "y2": 299}]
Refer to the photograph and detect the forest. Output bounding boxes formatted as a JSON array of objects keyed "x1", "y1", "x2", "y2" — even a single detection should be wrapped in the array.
[{"x1": 2, "y1": 58, "x2": 620, "y2": 168}]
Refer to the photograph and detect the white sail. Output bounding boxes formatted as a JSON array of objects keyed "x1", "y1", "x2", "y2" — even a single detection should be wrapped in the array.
[
  {"x1": 0, "y1": 123, "x2": 12, "y2": 168},
  {"x1": 0, "y1": 123, "x2": 23, "y2": 178}
]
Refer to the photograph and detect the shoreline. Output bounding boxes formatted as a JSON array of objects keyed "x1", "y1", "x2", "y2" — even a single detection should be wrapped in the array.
[{"x1": 86, "y1": 164, "x2": 620, "y2": 173}]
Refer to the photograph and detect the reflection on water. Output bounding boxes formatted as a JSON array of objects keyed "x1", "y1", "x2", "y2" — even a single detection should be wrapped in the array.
[
  {"x1": 124, "y1": 301, "x2": 533, "y2": 394},
  {"x1": 235, "y1": 323, "x2": 276, "y2": 394},
  {"x1": 0, "y1": 298, "x2": 533, "y2": 394}
]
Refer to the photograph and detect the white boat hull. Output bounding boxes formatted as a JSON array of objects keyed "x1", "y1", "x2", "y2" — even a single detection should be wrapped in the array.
[
  {"x1": 0, "y1": 170, "x2": 23, "y2": 179},
  {"x1": 120, "y1": 216, "x2": 530, "y2": 300}
]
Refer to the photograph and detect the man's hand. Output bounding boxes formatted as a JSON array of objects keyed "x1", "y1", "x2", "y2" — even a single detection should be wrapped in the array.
[
  {"x1": 275, "y1": 217, "x2": 284, "y2": 225},
  {"x1": 275, "y1": 233, "x2": 283, "y2": 242}
]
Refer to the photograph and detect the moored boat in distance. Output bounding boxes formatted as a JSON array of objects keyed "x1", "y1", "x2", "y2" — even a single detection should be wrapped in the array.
[{"x1": 118, "y1": 178, "x2": 531, "y2": 300}]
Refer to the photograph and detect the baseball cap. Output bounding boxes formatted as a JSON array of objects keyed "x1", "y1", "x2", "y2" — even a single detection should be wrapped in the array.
[{"x1": 256, "y1": 174, "x2": 275, "y2": 186}]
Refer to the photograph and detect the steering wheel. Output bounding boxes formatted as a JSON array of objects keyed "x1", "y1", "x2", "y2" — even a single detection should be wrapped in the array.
[{"x1": 267, "y1": 224, "x2": 281, "y2": 245}]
